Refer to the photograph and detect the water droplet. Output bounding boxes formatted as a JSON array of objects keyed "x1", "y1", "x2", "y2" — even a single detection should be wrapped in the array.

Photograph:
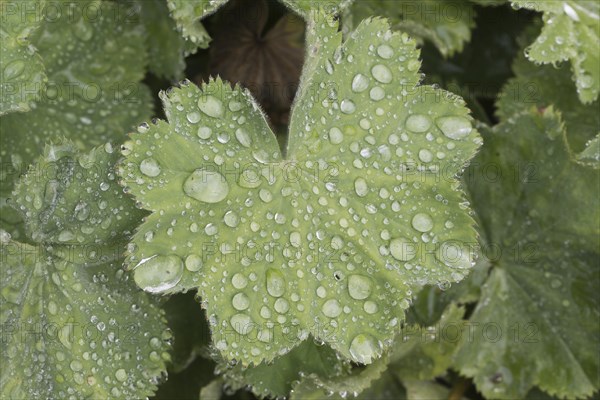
[
  {"x1": 274, "y1": 298, "x2": 289, "y2": 313},
  {"x1": 290, "y1": 231, "x2": 302, "y2": 247},
  {"x1": 230, "y1": 313, "x2": 253, "y2": 335},
  {"x1": 232, "y1": 273, "x2": 248, "y2": 289},
  {"x1": 197, "y1": 126, "x2": 212, "y2": 139},
  {"x1": 185, "y1": 254, "x2": 202, "y2": 272},
  {"x1": 266, "y1": 269, "x2": 285, "y2": 297},
  {"x1": 232, "y1": 293, "x2": 250, "y2": 310},
  {"x1": 186, "y1": 111, "x2": 201, "y2": 124},
  {"x1": 363, "y1": 301, "x2": 378, "y2": 314},
  {"x1": 354, "y1": 178, "x2": 368, "y2": 197},
  {"x1": 377, "y1": 44, "x2": 394, "y2": 59},
  {"x1": 351, "y1": 73, "x2": 369, "y2": 92},
  {"x1": 259, "y1": 188, "x2": 273, "y2": 203},
  {"x1": 133, "y1": 255, "x2": 184, "y2": 293},
  {"x1": 329, "y1": 127, "x2": 344, "y2": 144},
  {"x1": 412, "y1": 213, "x2": 433, "y2": 232},
  {"x1": 322, "y1": 299, "x2": 342, "y2": 318},
  {"x1": 436, "y1": 241, "x2": 472, "y2": 269},
  {"x1": 369, "y1": 86, "x2": 385, "y2": 101},
  {"x1": 198, "y1": 95, "x2": 224, "y2": 118},
  {"x1": 418, "y1": 149, "x2": 433, "y2": 163},
  {"x1": 235, "y1": 128, "x2": 252, "y2": 147},
  {"x1": 72, "y1": 18, "x2": 93, "y2": 41},
  {"x1": 115, "y1": 369, "x2": 127, "y2": 382},
  {"x1": 183, "y1": 169, "x2": 229, "y2": 203},
  {"x1": 349, "y1": 334, "x2": 379, "y2": 364},
  {"x1": 3, "y1": 60, "x2": 25, "y2": 80},
  {"x1": 224, "y1": 211, "x2": 240, "y2": 227},
  {"x1": 340, "y1": 99, "x2": 356, "y2": 114},
  {"x1": 436, "y1": 116, "x2": 472, "y2": 140},
  {"x1": 405, "y1": 114, "x2": 431, "y2": 133},
  {"x1": 140, "y1": 158, "x2": 161, "y2": 177},
  {"x1": 390, "y1": 237, "x2": 416, "y2": 261},
  {"x1": 70, "y1": 360, "x2": 83, "y2": 372},
  {"x1": 371, "y1": 64, "x2": 392, "y2": 83},
  {"x1": 348, "y1": 275, "x2": 372, "y2": 300},
  {"x1": 229, "y1": 100, "x2": 242, "y2": 112}
]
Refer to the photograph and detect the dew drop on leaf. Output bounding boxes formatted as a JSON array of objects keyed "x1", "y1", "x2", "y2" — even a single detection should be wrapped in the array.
[
  {"x1": 405, "y1": 114, "x2": 432, "y2": 133},
  {"x1": 436, "y1": 116, "x2": 472, "y2": 140},
  {"x1": 133, "y1": 255, "x2": 184, "y2": 293},
  {"x1": 140, "y1": 158, "x2": 161, "y2": 177},
  {"x1": 411, "y1": 213, "x2": 434, "y2": 232},
  {"x1": 183, "y1": 169, "x2": 229, "y2": 203},
  {"x1": 198, "y1": 95, "x2": 224, "y2": 118},
  {"x1": 371, "y1": 64, "x2": 392, "y2": 83},
  {"x1": 348, "y1": 275, "x2": 372, "y2": 300}
]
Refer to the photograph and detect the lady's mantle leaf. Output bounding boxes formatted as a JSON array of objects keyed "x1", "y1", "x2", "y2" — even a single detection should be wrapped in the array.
[
  {"x1": 118, "y1": 15, "x2": 481, "y2": 367},
  {"x1": 348, "y1": 0, "x2": 476, "y2": 57},
  {"x1": 0, "y1": 0, "x2": 152, "y2": 215},
  {"x1": 512, "y1": 1, "x2": 600, "y2": 103},
  {"x1": 455, "y1": 108, "x2": 600, "y2": 399},
  {"x1": 1, "y1": 143, "x2": 169, "y2": 399},
  {"x1": 166, "y1": 0, "x2": 228, "y2": 50},
  {"x1": 0, "y1": 0, "x2": 47, "y2": 115}
]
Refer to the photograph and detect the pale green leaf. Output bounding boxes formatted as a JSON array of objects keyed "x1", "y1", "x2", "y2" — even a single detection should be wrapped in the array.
[
  {"x1": 512, "y1": 1, "x2": 600, "y2": 103},
  {"x1": 455, "y1": 108, "x2": 600, "y2": 399},
  {"x1": 576, "y1": 134, "x2": 600, "y2": 168},
  {"x1": 200, "y1": 378, "x2": 223, "y2": 400},
  {"x1": 118, "y1": 15, "x2": 480, "y2": 367},
  {"x1": 0, "y1": 0, "x2": 47, "y2": 115},
  {"x1": 348, "y1": 0, "x2": 476, "y2": 57}
]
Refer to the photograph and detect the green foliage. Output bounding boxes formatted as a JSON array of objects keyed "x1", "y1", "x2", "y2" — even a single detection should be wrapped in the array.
[
  {"x1": 456, "y1": 108, "x2": 599, "y2": 399},
  {"x1": 512, "y1": 1, "x2": 600, "y2": 103},
  {"x1": 118, "y1": 13, "x2": 480, "y2": 368},
  {"x1": 1, "y1": 0, "x2": 599, "y2": 399},
  {"x1": 349, "y1": 0, "x2": 476, "y2": 57},
  {"x1": 1, "y1": 142, "x2": 169, "y2": 399}
]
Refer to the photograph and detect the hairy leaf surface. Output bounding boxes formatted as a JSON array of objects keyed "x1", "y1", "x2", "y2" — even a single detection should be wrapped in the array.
[{"x1": 118, "y1": 14, "x2": 480, "y2": 367}]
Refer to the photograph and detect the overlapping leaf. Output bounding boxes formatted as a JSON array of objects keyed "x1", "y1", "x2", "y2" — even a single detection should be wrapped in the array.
[
  {"x1": 1, "y1": 142, "x2": 169, "y2": 399},
  {"x1": 0, "y1": 0, "x2": 47, "y2": 115},
  {"x1": 166, "y1": 0, "x2": 227, "y2": 50},
  {"x1": 349, "y1": 0, "x2": 476, "y2": 57},
  {"x1": 512, "y1": 1, "x2": 600, "y2": 103},
  {"x1": 497, "y1": 28, "x2": 599, "y2": 152},
  {"x1": 119, "y1": 10, "x2": 481, "y2": 368},
  {"x1": 455, "y1": 108, "x2": 600, "y2": 399},
  {"x1": 0, "y1": 0, "x2": 152, "y2": 231}
]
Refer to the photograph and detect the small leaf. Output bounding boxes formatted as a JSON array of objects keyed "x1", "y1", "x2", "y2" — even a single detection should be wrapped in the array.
[
  {"x1": 219, "y1": 340, "x2": 350, "y2": 398},
  {"x1": 497, "y1": 25, "x2": 599, "y2": 152},
  {"x1": 455, "y1": 108, "x2": 600, "y2": 399},
  {"x1": 348, "y1": 0, "x2": 476, "y2": 57},
  {"x1": 0, "y1": 0, "x2": 47, "y2": 115},
  {"x1": 281, "y1": 0, "x2": 355, "y2": 17},
  {"x1": 166, "y1": 0, "x2": 228, "y2": 50},
  {"x1": 512, "y1": 1, "x2": 600, "y2": 103},
  {"x1": 118, "y1": 14, "x2": 481, "y2": 367}
]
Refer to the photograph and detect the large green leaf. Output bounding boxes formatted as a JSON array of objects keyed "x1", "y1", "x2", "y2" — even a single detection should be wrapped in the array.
[
  {"x1": 166, "y1": 0, "x2": 227, "y2": 50},
  {"x1": 512, "y1": 1, "x2": 600, "y2": 103},
  {"x1": 0, "y1": 0, "x2": 152, "y2": 225},
  {"x1": 0, "y1": 0, "x2": 47, "y2": 115},
  {"x1": 118, "y1": 13, "x2": 481, "y2": 367},
  {"x1": 1, "y1": 142, "x2": 169, "y2": 399},
  {"x1": 455, "y1": 108, "x2": 600, "y2": 399},
  {"x1": 349, "y1": 0, "x2": 476, "y2": 57}
]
